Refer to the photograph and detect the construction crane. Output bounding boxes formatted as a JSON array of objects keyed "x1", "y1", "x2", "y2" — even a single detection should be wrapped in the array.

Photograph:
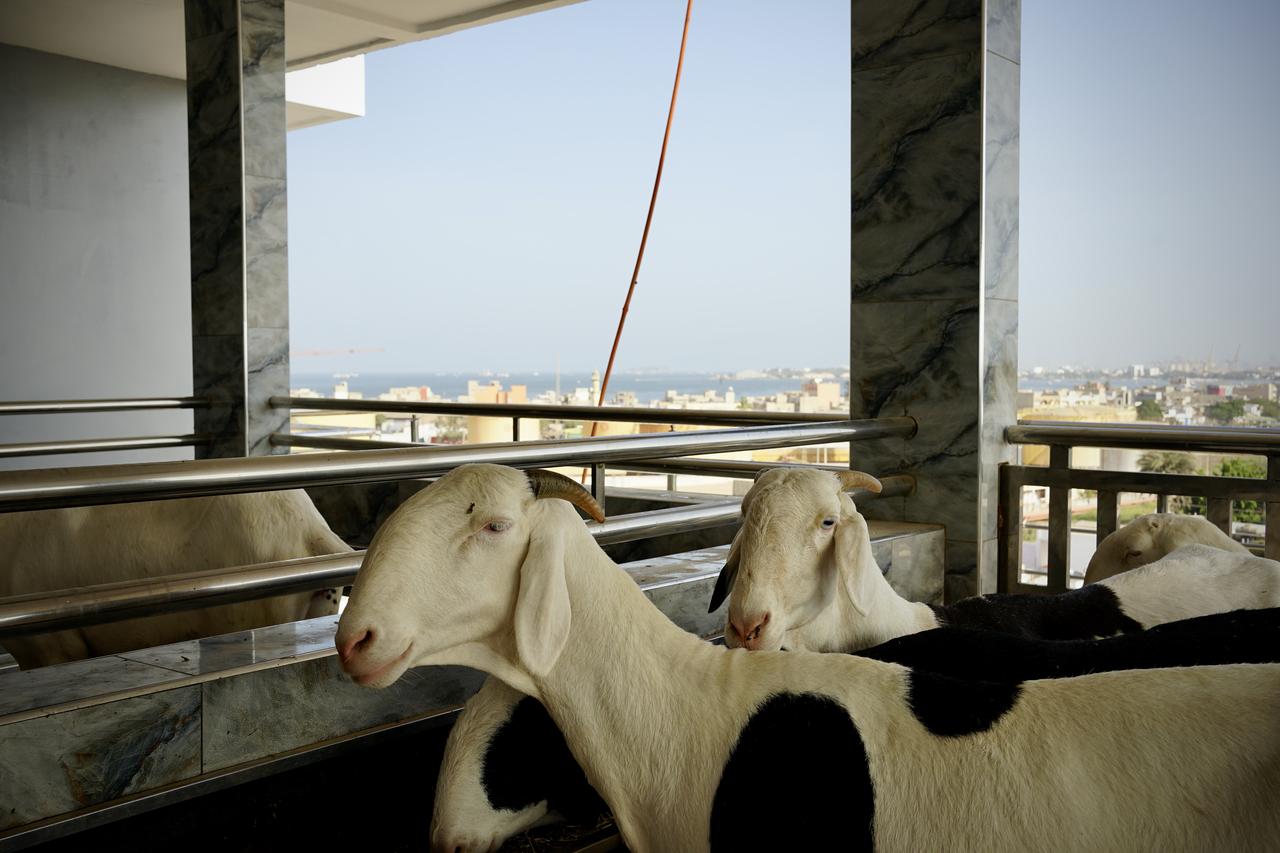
[{"x1": 1228, "y1": 344, "x2": 1241, "y2": 373}]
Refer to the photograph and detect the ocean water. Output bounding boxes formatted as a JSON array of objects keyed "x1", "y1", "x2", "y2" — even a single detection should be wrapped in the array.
[{"x1": 290, "y1": 371, "x2": 835, "y2": 405}]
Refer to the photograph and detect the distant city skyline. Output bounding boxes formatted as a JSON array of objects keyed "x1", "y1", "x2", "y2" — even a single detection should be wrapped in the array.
[{"x1": 288, "y1": 0, "x2": 1279, "y2": 375}]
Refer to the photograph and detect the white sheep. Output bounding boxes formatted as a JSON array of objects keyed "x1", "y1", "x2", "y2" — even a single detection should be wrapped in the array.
[
  {"x1": 0, "y1": 490, "x2": 348, "y2": 668},
  {"x1": 431, "y1": 606, "x2": 1280, "y2": 852},
  {"x1": 712, "y1": 467, "x2": 1280, "y2": 653},
  {"x1": 1085, "y1": 512, "x2": 1251, "y2": 584},
  {"x1": 336, "y1": 464, "x2": 1280, "y2": 852}
]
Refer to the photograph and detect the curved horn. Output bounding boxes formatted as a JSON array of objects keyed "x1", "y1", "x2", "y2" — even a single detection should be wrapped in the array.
[
  {"x1": 526, "y1": 468, "x2": 606, "y2": 523},
  {"x1": 707, "y1": 533, "x2": 742, "y2": 613},
  {"x1": 836, "y1": 470, "x2": 882, "y2": 494}
]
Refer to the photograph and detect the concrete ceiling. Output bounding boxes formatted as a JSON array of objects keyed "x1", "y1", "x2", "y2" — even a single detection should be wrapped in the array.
[{"x1": 0, "y1": 0, "x2": 585, "y2": 79}]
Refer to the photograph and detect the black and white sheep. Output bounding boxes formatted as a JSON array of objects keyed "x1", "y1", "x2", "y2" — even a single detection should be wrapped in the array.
[
  {"x1": 336, "y1": 464, "x2": 1280, "y2": 852},
  {"x1": 431, "y1": 606, "x2": 1280, "y2": 851},
  {"x1": 710, "y1": 467, "x2": 1280, "y2": 653}
]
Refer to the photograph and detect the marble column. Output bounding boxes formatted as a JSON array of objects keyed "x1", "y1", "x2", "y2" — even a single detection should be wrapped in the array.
[
  {"x1": 850, "y1": 0, "x2": 1020, "y2": 602},
  {"x1": 185, "y1": 0, "x2": 290, "y2": 458}
]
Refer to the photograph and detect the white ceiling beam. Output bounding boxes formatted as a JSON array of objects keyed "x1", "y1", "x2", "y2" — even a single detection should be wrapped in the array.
[
  {"x1": 286, "y1": 0, "x2": 417, "y2": 38},
  {"x1": 285, "y1": 0, "x2": 587, "y2": 71},
  {"x1": 408, "y1": 0, "x2": 583, "y2": 37}
]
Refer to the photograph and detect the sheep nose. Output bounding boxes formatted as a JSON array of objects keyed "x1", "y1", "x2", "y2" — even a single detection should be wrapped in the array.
[
  {"x1": 730, "y1": 612, "x2": 770, "y2": 650},
  {"x1": 336, "y1": 627, "x2": 374, "y2": 662}
]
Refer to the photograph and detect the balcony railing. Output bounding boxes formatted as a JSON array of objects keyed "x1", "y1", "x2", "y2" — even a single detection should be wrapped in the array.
[
  {"x1": 0, "y1": 394, "x2": 853, "y2": 460},
  {"x1": 0, "y1": 397, "x2": 211, "y2": 459},
  {"x1": 999, "y1": 421, "x2": 1280, "y2": 594},
  {"x1": 0, "y1": 420, "x2": 915, "y2": 637}
]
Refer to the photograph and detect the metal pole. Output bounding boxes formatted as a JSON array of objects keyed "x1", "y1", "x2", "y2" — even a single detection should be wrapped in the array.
[
  {"x1": 1046, "y1": 445, "x2": 1071, "y2": 593},
  {"x1": 0, "y1": 501, "x2": 746, "y2": 637},
  {"x1": 410, "y1": 416, "x2": 420, "y2": 443},
  {"x1": 0, "y1": 435, "x2": 209, "y2": 459},
  {"x1": 1206, "y1": 497, "x2": 1232, "y2": 536},
  {"x1": 997, "y1": 464, "x2": 1021, "y2": 594},
  {"x1": 1095, "y1": 490, "x2": 1119, "y2": 546},
  {"x1": 0, "y1": 397, "x2": 207, "y2": 415},
  {"x1": 1007, "y1": 422, "x2": 1280, "y2": 455},
  {"x1": 1268, "y1": 456, "x2": 1279, "y2": 561},
  {"x1": 0, "y1": 419, "x2": 913, "y2": 513},
  {"x1": 271, "y1": 395, "x2": 859, "y2": 427},
  {"x1": 512, "y1": 417, "x2": 520, "y2": 442},
  {"x1": 590, "y1": 462, "x2": 608, "y2": 515}
]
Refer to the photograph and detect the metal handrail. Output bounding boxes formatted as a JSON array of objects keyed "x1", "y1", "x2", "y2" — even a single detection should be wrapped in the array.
[
  {"x1": 0, "y1": 502, "x2": 744, "y2": 637},
  {"x1": 611, "y1": 459, "x2": 914, "y2": 491},
  {"x1": 1007, "y1": 421, "x2": 1280, "y2": 454},
  {"x1": 0, "y1": 419, "x2": 916, "y2": 513},
  {"x1": 271, "y1": 395, "x2": 849, "y2": 426},
  {"x1": 0, "y1": 463, "x2": 910, "y2": 636},
  {"x1": 0, "y1": 435, "x2": 210, "y2": 459},
  {"x1": 0, "y1": 397, "x2": 206, "y2": 415},
  {"x1": 1000, "y1": 421, "x2": 1280, "y2": 595}
]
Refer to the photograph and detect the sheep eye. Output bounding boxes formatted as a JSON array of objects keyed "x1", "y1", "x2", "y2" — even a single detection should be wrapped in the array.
[
  {"x1": 821, "y1": 518, "x2": 836, "y2": 529},
  {"x1": 485, "y1": 520, "x2": 511, "y2": 533},
  {"x1": 1125, "y1": 548, "x2": 1142, "y2": 560}
]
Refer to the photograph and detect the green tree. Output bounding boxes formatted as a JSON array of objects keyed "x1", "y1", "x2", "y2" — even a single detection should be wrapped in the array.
[
  {"x1": 1205, "y1": 399, "x2": 1246, "y2": 424},
  {"x1": 1259, "y1": 400, "x2": 1280, "y2": 419},
  {"x1": 1217, "y1": 457, "x2": 1266, "y2": 524},
  {"x1": 1137, "y1": 451, "x2": 1199, "y2": 514},
  {"x1": 1137, "y1": 451, "x2": 1197, "y2": 475},
  {"x1": 1136, "y1": 400, "x2": 1164, "y2": 421}
]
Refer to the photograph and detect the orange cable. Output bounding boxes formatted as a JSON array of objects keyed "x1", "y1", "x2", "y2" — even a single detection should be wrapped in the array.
[{"x1": 584, "y1": 0, "x2": 694, "y2": 478}]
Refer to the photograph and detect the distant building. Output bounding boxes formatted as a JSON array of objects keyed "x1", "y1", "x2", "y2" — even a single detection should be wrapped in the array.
[
  {"x1": 464, "y1": 380, "x2": 527, "y2": 405},
  {"x1": 1236, "y1": 383, "x2": 1277, "y2": 402},
  {"x1": 380, "y1": 385, "x2": 433, "y2": 402}
]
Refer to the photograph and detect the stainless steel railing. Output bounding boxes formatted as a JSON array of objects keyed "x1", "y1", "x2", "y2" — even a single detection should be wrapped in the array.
[
  {"x1": 1000, "y1": 420, "x2": 1280, "y2": 594},
  {"x1": 0, "y1": 435, "x2": 211, "y2": 459},
  {"x1": 0, "y1": 419, "x2": 913, "y2": 513},
  {"x1": 0, "y1": 393, "x2": 857, "y2": 460},
  {"x1": 0, "y1": 397, "x2": 207, "y2": 415},
  {"x1": 272, "y1": 395, "x2": 848, "y2": 426},
  {"x1": 0, "y1": 397, "x2": 210, "y2": 461},
  {"x1": 0, "y1": 471, "x2": 906, "y2": 637},
  {"x1": 0, "y1": 416, "x2": 914, "y2": 634}
]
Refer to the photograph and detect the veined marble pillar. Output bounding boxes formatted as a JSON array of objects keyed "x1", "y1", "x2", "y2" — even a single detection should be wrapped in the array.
[
  {"x1": 850, "y1": 0, "x2": 1020, "y2": 601},
  {"x1": 185, "y1": 0, "x2": 289, "y2": 458}
]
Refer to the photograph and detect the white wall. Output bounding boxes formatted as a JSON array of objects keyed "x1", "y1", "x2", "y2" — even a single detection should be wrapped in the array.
[{"x1": 0, "y1": 45, "x2": 193, "y2": 471}]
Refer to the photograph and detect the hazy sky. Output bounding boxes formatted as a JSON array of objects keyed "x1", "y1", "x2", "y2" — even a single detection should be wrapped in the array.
[
  {"x1": 288, "y1": 0, "x2": 850, "y2": 374},
  {"x1": 1022, "y1": 0, "x2": 1279, "y2": 370},
  {"x1": 289, "y1": 0, "x2": 1279, "y2": 376}
]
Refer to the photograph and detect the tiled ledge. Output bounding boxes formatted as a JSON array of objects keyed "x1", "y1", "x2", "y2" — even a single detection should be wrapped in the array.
[{"x1": 0, "y1": 522, "x2": 944, "y2": 837}]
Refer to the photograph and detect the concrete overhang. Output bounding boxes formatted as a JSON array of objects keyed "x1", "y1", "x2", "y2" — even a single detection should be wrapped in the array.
[{"x1": 0, "y1": 0, "x2": 585, "y2": 130}]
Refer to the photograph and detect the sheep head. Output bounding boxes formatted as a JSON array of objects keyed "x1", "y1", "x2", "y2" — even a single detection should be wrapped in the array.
[
  {"x1": 335, "y1": 464, "x2": 603, "y2": 695},
  {"x1": 1084, "y1": 512, "x2": 1246, "y2": 584},
  {"x1": 1085, "y1": 514, "x2": 1169, "y2": 584},
  {"x1": 711, "y1": 467, "x2": 880, "y2": 652}
]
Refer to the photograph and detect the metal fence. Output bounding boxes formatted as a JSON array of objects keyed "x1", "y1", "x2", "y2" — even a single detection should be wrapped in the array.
[
  {"x1": 0, "y1": 416, "x2": 915, "y2": 637},
  {"x1": 0, "y1": 394, "x2": 854, "y2": 460},
  {"x1": 999, "y1": 421, "x2": 1280, "y2": 594}
]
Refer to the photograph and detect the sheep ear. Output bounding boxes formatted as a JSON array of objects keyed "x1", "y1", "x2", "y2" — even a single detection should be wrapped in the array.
[
  {"x1": 834, "y1": 513, "x2": 872, "y2": 616},
  {"x1": 708, "y1": 532, "x2": 742, "y2": 613},
  {"x1": 514, "y1": 525, "x2": 572, "y2": 678}
]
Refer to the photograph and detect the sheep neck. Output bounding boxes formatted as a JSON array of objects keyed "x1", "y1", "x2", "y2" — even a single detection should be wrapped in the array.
[{"x1": 531, "y1": 522, "x2": 728, "y2": 849}]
